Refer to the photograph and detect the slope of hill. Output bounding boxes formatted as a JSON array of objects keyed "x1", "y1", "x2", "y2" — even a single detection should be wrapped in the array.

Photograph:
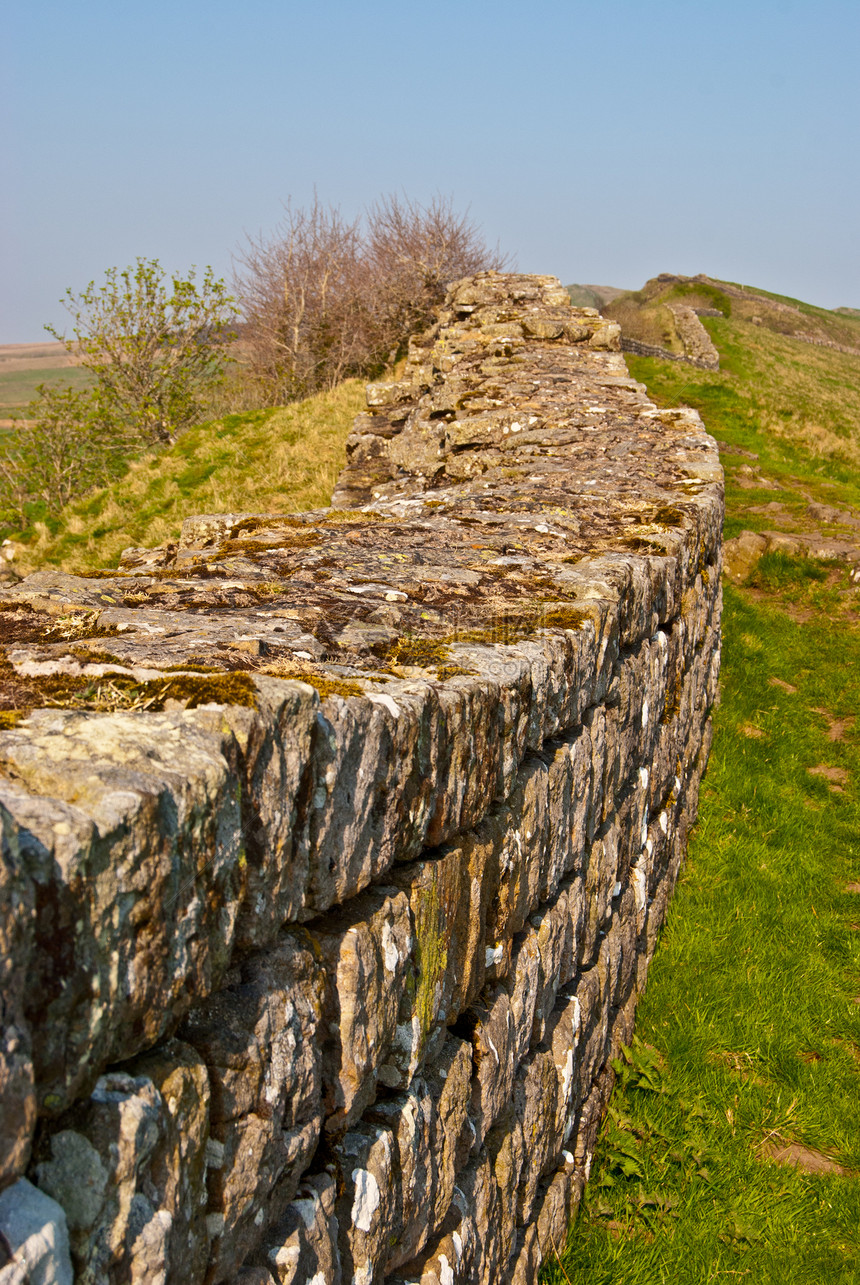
[
  {"x1": 10, "y1": 379, "x2": 365, "y2": 575},
  {"x1": 565, "y1": 282, "x2": 628, "y2": 310},
  {"x1": 547, "y1": 282, "x2": 860, "y2": 1284}
]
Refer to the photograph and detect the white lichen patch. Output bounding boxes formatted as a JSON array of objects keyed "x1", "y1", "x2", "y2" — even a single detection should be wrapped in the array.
[{"x1": 350, "y1": 1168, "x2": 380, "y2": 1233}]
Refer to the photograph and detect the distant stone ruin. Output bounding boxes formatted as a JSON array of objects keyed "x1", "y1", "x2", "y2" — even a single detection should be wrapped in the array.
[{"x1": 0, "y1": 274, "x2": 722, "y2": 1283}]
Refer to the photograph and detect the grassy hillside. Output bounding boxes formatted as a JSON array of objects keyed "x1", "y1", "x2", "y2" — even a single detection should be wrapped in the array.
[
  {"x1": 15, "y1": 378, "x2": 365, "y2": 575},
  {"x1": 545, "y1": 285, "x2": 860, "y2": 1283}
]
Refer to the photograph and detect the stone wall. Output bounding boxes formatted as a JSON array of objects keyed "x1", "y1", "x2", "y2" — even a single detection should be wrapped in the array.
[
  {"x1": 0, "y1": 273, "x2": 722, "y2": 1284},
  {"x1": 620, "y1": 304, "x2": 719, "y2": 371}
]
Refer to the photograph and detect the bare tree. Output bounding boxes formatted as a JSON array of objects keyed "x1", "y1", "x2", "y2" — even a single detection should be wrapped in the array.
[
  {"x1": 364, "y1": 194, "x2": 508, "y2": 360},
  {"x1": 234, "y1": 194, "x2": 509, "y2": 403},
  {"x1": 235, "y1": 198, "x2": 370, "y2": 405}
]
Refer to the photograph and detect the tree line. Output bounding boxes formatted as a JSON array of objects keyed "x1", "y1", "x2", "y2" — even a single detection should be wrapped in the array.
[{"x1": 1, "y1": 194, "x2": 506, "y2": 529}]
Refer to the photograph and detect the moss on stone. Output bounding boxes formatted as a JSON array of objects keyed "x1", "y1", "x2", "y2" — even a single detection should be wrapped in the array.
[
  {"x1": 160, "y1": 660, "x2": 222, "y2": 673},
  {"x1": 383, "y1": 636, "x2": 452, "y2": 668},
  {"x1": 215, "y1": 530, "x2": 322, "y2": 556},
  {"x1": 449, "y1": 603, "x2": 589, "y2": 645},
  {"x1": 0, "y1": 667, "x2": 258, "y2": 717},
  {"x1": 412, "y1": 871, "x2": 447, "y2": 1045},
  {"x1": 323, "y1": 510, "x2": 392, "y2": 525},
  {"x1": 653, "y1": 506, "x2": 686, "y2": 528},
  {"x1": 263, "y1": 665, "x2": 364, "y2": 700},
  {"x1": 70, "y1": 646, "x2": 128, "y2": 667},
  {"x1": 41, "y1": 611, "x2": 123, "y2": 642},
  {"x1": 146, "y1": 673, "x2": 258, "y2": 708},
  {"x1": 230, "y1": 515, "x2": 307, "y2": 535},
  {"x1": 623, "y1": 536, "x2": 668, "y2": 555}
]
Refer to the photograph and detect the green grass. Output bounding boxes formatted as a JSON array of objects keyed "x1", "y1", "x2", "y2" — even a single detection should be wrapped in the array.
[
  {"x1": 15, "y1": 378, "x2": 365, "y2": 574},
  {"x1": 545, "y1": 299, "x2": 860, "y2": 1283},
  {"x1": 546, "y1": 589, "x2": 860, "y2": 1283},
  {"x1": 0, "y1": 366, "x2": 94, "y2": 413}
]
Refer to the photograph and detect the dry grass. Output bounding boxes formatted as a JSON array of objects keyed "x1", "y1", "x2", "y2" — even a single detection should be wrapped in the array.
[{"x1": 17, "y1": 379, "x2": 366, "y2": 575}]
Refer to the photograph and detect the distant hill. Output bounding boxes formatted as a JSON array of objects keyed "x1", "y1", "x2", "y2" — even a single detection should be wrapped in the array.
[
  {"x1": 565, "y1": 283, "x2": 628, "y2": 310},
  {"x1": 601, "y1": 273, "x2": 860, "y2": 360}
]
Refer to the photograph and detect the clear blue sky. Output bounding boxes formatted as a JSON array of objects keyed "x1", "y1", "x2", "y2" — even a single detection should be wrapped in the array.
[{"x1": 3, "y1": 0, "x2": 858, "y2": 342}]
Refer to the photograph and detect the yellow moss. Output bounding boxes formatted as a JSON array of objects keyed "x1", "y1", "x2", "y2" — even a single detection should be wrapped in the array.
[
  {"x1": 653, "y1": 506, "x2": 686, "y2": 528},
  {"x1": 384, "y1": 637, "x2": 452, "y2": 668},
  {"x1": 322, "y1": 510, "x2": 392, "y2": 525},
  {"x1": 42, "y1": 611, "x2": 122, "y2": 642},
  {"x1": 69, "y1": 646, "x2": 128, "y2": 667},
  {"x1": 436, "y1": 665, "x2": 478, "y2": 680},
  {"x1": 0, "y1": 711, "x2": 23, "y2": 730},
  {"x1": 450, "y1": 604, "x2": 589, "y2": 645},
  {"x1": 143, "y1": 673, "x2": 258, "y2": 708},
  {"x1": 623, "y1": 536, "x2": 668, "y2": 555},
  {"x1": 303, "y1": 676, "x2": 364, "y2": 700},
  {"x1": 413, "y1": 872, "x2": 447, "y2": 1044},
  {"x1": 261, "y1": 661, "x2": 364, "y2": 700},
  {"x1": 3, "y1": 669, "x2": 257, "y2": 716},
  {"x1": 215, "y1": 530, "x2": 322, "y2": 555}
]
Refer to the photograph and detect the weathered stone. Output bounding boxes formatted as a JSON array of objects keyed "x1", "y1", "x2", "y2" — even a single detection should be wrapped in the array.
[
  {"x1": 0, "y1": 272, "x2": 722, "y2": 1284},
  {"x1": 0, "y1": 1178, "x2": 73, "y2": 1285},
  {"x1": 125, "y1": 1040, "x2": 211, "y2": 1283},
  {"x1": 264, "y1": 1171, "x2": 342, "y2": 1285},
  {"x1": 33, "y1": 1057, "x2": 208, "y2": 1285},
  {"x1": 388, "y1": 825, "x2": 501, "y2": 1086},
  {"x1": 312, "y1": 889, "x2": 412, "y2": 1129},
  {"x1": 191, "y1": 681, "x2": 318, "y2": 951},
  {"x1": 466, "y1": 989, "x2": 516, "y2": 1148},
  {"x1": 177, "y1": 934, "x2": 323, "y2": 1282},
  {"x1": 0, "y1": 712, "x2": 244, "y2": 1114},
  {"x1": 0, "y1": 802, "x2": 35, "y2": 1190}
]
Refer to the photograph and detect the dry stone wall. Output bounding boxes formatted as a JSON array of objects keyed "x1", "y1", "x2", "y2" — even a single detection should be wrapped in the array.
[{"x1": 0, "y1": 273, "x2": 722, "y2": 1284}]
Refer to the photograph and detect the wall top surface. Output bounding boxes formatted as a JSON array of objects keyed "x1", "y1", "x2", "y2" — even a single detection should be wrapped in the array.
[{"x1": 0, "y1": 273, "x2": 721, "y2": 692}]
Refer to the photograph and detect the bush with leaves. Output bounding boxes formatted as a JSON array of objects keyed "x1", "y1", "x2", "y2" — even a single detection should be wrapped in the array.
[
  {"x1": 48, "y1": 258, "x2": 237, "y2": 444},
  {"x1": 0, "y1": 386, "x2": 130, "y2": 528}
]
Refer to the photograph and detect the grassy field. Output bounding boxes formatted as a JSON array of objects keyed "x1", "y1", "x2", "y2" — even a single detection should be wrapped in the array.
[
  {"x1": 544, "y1": 292, "x2": 860, "y2": 1283},
  {"x1": 13, "y1": 378, "x2": 365, "y2": 574},
  {"x1": 0, "y1": 365, "x2": 94, "y2": 411}
]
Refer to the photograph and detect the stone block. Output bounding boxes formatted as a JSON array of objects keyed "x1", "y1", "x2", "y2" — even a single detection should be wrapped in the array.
[
  {"x1": 33, "y1": 1055, "x2": 209, "y2": 1285},
  {"x1": 177, "y1": 933, "x2": 323, "y2": 1281},
  {"x1": 190, "y1": 680, "x2": 317, "y2": 950},
  {"x1": 263, "y1": 1172, "x2": 342, "y2": 1285},
  {"x1": 390, "y1": 828, "x2": 500, "y2": 1084},
  {"x1": 0, "y1": 711, "x2": 245, "y2": 1114},
  {"x1": 312, "y1": 889, "x2": 412, "y2": 1127},
  {"x1": 0, "y1": 802, "x2": 35, "y2": 1190},
  {"x1": 466, "y1": 990, "x2": 516, "y2": 1149},
  {"x1": 0, "y1": 1178, "x2": 73, "y2": 1285}
]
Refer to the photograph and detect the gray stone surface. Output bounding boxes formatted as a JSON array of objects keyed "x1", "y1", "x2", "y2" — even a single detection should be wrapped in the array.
[{"x1": 0, "y1": 1179, "x2": 73, "y2": 1285}]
